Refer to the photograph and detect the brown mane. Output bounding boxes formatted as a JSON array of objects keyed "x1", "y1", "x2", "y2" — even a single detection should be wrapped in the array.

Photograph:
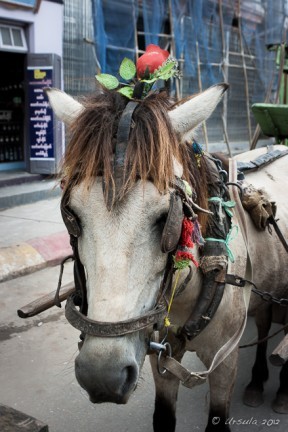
[{"x1": 61, "y1": 90, "x2": 210, "y2": 232}]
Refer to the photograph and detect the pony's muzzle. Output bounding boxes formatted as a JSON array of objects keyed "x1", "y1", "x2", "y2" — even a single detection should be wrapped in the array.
[{"x1": 74, "y1": 341, "x2": 139, "y2": 404}]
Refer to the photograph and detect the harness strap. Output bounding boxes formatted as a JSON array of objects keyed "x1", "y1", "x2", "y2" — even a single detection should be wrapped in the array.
[
  {"x1": 160, "y1": 303, "x2": 249, "y2": 389},
  {"x1": 229, "y1": 158, "x2": 253, "y2": 287},
  {"x1": 229, "y1": 158, "x2": 249, "y2": 248},
  {"x1": 103, "y1": 101, "x2": 139, "y2": 210},
  {"x1": 228, "y1": 157, "x2": 252, "y2": 303},
  {"x1": 115, "y1": 101, "x2": 139, "y2": 168}
]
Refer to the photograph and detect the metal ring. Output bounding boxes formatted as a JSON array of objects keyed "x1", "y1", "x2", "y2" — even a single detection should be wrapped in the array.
[
  {"x1": 157, "y1": 342, "x2": 172, "y2": 375},
  {"x1": 226, "y1": 182, "x2": 243, "y2": 199}
]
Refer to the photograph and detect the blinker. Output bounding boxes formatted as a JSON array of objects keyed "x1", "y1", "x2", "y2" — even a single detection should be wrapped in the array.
[
  {"x1": 161, "y1": 192, "x2": 184, "y2": 253},
  {"x1": 61, "y1": 193, "x2": 81, "y2": 238}
]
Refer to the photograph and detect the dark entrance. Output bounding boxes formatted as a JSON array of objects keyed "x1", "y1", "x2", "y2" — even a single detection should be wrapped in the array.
[{"x1": 0, "y1": 52, "x2": 26, "y2": 169}]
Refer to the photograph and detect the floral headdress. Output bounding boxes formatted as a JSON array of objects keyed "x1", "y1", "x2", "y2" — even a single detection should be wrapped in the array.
[{"x1": 95, "y1": 44, "x2": 180, "y2": 99}]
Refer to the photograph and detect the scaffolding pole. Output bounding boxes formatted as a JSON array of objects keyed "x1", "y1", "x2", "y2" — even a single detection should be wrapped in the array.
[
  {"x1": 219, "y1": 0, "x2": 232, "y2": 157},
  {"x1": 196, "y1": 41, "x2": 209, "y2": 150},
  {"x1": 237, "y1": 0, "x2": 252, "y2": 147}
]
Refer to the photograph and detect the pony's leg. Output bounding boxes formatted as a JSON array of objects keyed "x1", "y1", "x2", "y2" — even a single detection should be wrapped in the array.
[
  {"x1": 150, "y1": 352, "x2": 183, "y2": 432},
  {"x1": 204, "y1": 348, "x2": 238, "y2": 432},
  {"x1": 272, "y1": 316, "x2": 288, "y2": 414},
  {"x1": 272, "y1": 322, "x2": 288, "y2": 413},
  {"x1": 272, "y1": 360, "x2": 288, "y2": 413},
  {"x1": 243, "y1": 304, "x2": 272, "y2": 407}
]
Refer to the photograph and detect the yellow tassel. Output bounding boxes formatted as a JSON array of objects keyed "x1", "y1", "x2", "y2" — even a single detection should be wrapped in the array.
[{"x1": 164, "y1": 317, "x2": 171, "y2": 327}]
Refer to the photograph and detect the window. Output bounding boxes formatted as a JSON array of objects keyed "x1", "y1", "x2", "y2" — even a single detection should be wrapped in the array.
[{"x1": 0, "y1": 25, "x2": 27, "y2": 52}]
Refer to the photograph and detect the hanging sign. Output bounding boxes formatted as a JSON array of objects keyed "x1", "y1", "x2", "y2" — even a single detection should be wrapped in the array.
[{"x1": 27, "y1": 66, "x2": 54, "y2": 161}]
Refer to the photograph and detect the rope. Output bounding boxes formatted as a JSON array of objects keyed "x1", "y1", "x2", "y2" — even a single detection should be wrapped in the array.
[
  {"x1": 205, "y1": 225, "x2": 238, "y2": 263},
  {"x1": 164, "y1": 269, "x2": 181, "y2": 327},
  {"x1": 208, "y1": 196, "x2": 235, "y2": 218},
  {"x1": 240, "y1": 322, "x2": 288, "y2": 348},
  {"x1": 200, "y1": 255, "x2": 228, "y2": 274}
]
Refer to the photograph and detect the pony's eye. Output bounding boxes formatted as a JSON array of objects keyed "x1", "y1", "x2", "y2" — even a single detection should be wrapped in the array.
[{"x1": 155, "y1": 213, "x2": 168, "y2": 231}]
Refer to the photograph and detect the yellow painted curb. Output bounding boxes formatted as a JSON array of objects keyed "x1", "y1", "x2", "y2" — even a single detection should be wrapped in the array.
[{"x1": 0, "y1": 243, "x2": 45, "y2": 282}]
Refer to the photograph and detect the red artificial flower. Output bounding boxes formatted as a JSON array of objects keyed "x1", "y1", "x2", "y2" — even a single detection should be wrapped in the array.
[
  {"x1": 136, "y1": 44, "x2": 169, "y2": 78},
  {"x1": 174, "y1": 217, "x2": 199, "y2": 268}
]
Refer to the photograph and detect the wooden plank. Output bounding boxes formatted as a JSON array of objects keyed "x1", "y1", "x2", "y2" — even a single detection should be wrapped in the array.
[
  {"x1": 17, "y1": 282, "x2": 75, "y2": 319},
  {"x1": 0, "y1": 404, "x2": 48, "y2": 432},
  {"x1": 269, "y1": 333, "x2": 288, "y2": 366}
]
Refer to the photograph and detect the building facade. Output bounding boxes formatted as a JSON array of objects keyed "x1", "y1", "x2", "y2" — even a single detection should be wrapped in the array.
[
  {"x1": 1, "y1": 0, "x2": 288, "y2": 174},
  {"x1": 0, "y1": 0, "x2": 63, "y2": 173},
  {"x1": 92, "y1": 0, "x2": 288, "y2": 150}
]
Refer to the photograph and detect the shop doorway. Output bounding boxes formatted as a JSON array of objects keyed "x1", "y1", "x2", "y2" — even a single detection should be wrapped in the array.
[{"x1": 0, "y1": 52, "x2": 26, "y2": 171}]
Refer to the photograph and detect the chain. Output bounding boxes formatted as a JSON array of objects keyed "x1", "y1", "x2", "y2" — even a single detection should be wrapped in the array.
[
  {"x1": 251, "y1": 286, "x2": 288, "y2": 307},
  {"x1": 226, "y1": 274, "x2": 288, "y2": 307},
  {"x1": 224, "y1": 274, "x2": 288, "y2": 348}
]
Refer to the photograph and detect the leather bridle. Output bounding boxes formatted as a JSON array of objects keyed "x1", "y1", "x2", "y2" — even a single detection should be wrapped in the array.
[
  {"x1": 60, "y1": 174, "x2": 200, "y2": 338},
  {"x1": 57, "y1": 100, "x2": 232, "y2": 346}
]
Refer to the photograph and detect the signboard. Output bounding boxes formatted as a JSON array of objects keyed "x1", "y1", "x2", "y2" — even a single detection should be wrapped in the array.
[
  {"x1": 27, "y1": 66, "x2": 54, "y2": 161},
  {"x1": 0, "y1": 0, "x2": 39, "y2": 8},
  {"x1": 27, "y1": 53, "x2": 62, "y2": 175}
]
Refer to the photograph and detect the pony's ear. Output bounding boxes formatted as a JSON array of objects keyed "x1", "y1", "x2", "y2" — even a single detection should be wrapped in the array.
[
  {"x1": 44, "y1": 87, "x2": 84, "y2": 125},
  {"x1": 168, "y1": 83, "x2": 229, "y2": 140}
]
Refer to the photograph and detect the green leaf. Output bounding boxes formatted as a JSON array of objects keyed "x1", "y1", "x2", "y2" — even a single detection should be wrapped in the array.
[
  {"x1": 156, "y1": 60, "x2": 178, "y2": 80},
  {"x1": 140, "y1": 61, "x2": 178, "y2": 84},
  {"x1": 157, "y1": 61, "x2": 175, "y2": 76},
  {"x1": 119, "y1": 58, "x2": 136, "y2": 80},
  {"x1": 140, "y1": 77, "x2": 158, "y2": 84},
  {"x1": 95, "y1": 74, "x2": 119, "y2": 90},
  {"x1": 117, "y1": 86, "x2": 134, "y2": 99},
  {"x1": 159, "y1": 71, "x2": 174, "y2": 81}
]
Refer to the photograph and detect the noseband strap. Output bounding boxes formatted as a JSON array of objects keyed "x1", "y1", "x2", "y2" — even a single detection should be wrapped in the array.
[{"x1": 65, "y1": 294, "x2": 166, "y2": 337}]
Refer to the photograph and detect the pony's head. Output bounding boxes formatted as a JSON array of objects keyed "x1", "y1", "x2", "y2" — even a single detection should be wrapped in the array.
[{"x1": 47, "y1": 84, "x2": 227, "y2": 404}]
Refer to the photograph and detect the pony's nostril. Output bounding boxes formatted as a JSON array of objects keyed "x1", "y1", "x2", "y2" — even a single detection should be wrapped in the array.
[{"x1": 121, "y1": 365, "x2": 138, "y2": 394}]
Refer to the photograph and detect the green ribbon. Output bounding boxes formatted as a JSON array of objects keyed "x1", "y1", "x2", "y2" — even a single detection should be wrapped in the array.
[
  {"x1": 205, "y1": 225, "x2": 239, "y2": 263},
  {"x1": 182, "y1": 179, "x2": 192, "y2": 197},
  {"x1": 208, "y1": 196, "x2": 235, "y2": 218}
]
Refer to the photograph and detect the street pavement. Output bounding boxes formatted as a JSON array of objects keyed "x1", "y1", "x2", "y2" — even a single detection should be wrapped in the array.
[{"x1": 0, "y1": 196, "x2": 72, "y2": 282}]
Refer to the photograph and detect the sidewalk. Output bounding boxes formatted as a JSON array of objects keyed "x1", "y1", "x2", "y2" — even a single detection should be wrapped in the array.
[{"x1": 0, "y1": 195, "x2": 72, "y2": 283}]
